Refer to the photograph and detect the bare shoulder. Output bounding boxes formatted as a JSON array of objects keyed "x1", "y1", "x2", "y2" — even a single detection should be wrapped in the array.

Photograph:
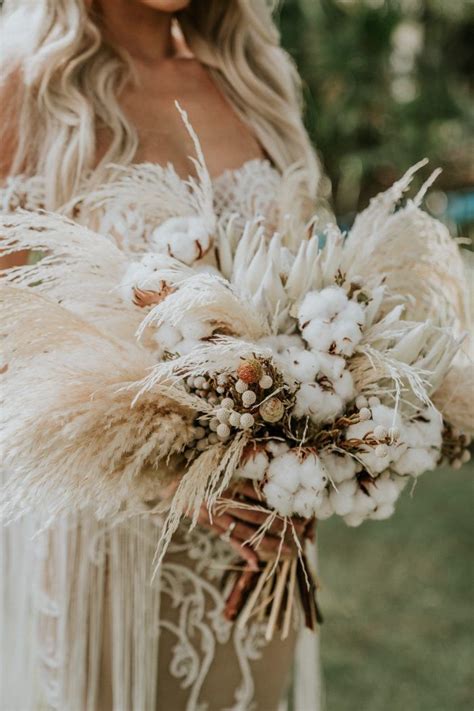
[{"x1": 120, "y1": 57, "x2": 265, "y2": 178}]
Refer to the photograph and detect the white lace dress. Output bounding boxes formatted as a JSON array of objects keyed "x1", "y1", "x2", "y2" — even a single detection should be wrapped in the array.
[{"x1": 1, "y1": 161, "x2": 322, "y2": 711}]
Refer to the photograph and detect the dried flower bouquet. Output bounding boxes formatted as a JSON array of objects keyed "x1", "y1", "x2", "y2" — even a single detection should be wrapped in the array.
[{"x1": 1, "y1": 123, "x2": 472, "y2": 637}]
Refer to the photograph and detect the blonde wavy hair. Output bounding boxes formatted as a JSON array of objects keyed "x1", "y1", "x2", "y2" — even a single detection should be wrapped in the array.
[{"x1": 0, "y1": 0, "x2": 320, "y2": 209}]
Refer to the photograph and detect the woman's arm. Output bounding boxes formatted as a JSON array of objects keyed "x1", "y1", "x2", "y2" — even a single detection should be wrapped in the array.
[{"x1": 0, "y1": 68, "x2": 29, "y2": 269}]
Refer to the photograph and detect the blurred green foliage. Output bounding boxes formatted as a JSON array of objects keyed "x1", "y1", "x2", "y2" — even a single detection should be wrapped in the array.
[
  {"x1": 318, "y1": 463, "x2": 474, "y2": 710},
  {"x1": 278, "y1": 0, "x2": 474, "y2": 231}
]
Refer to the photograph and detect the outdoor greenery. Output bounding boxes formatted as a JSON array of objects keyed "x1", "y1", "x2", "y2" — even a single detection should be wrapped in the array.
[
  {"x1": 318, "y1": 463, "x2": 473, "y2": 710},
  {"x1": 278, "y1": 3, "x2": 473, "y2": 708},
  {"x1": 279, "y1": 0, "x2": 474, "y2": 234}
]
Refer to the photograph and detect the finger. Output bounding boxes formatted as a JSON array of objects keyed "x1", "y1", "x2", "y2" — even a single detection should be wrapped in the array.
[{"x1": 228, "y1": 537, "x2": 259, "y2": 571}]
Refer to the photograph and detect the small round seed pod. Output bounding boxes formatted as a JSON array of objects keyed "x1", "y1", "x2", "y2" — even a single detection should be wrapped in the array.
[
  {"x1": 193, "y1": 426, "x2": 206, "y2": 440},
  {"x1": 186, "y1": 376, "x2": 195, "y2": 389},
  {"x1": 208, "y1": 394, "x2": 218, "y2": 405},
  {"x1": 208, "y1": 433, "x2": 219, "y2": 444},
  {"x1": 242, "y1": 390, "x2": 257, "y2": 407},
  {"x1": 356, "y1": 395, "x2": 368, "y2": 409},
  {"x1": 368, "y1": 396, "x2": 381, "y2": 408},
  {"x1": 259, "y1": 374, "x2": 273, "y2": 390},
  {"x1": 235, "y1": 379, "x2": 248, "y2": 394},
  {"x1": 217, "y1": 423, "x2": 231, "y2": 439},
  {"x1": 452, "y1": 458, "x2": 463, "y2": 470},
  {"x1": 194, "y1": 376, "x2": 206, "y2": 389},
  {"x1": 216, "y1": 386, "x2": 225, "y2": 394},
  {"x1": 202, "y1": 381, "x2": 211, "y2": 391},
  {"x1": 373, "y1": 425, "x2": 388, "y2": 440},
  {"x1": 196, "y1": 438, "x2": 209, "y2": 451},
  {"x1": 388, "y1": 427, "x2": 400, "y2": 442},
  {"x1": 221, "y1": 397, "x2": 234, "y2": 409},
  {"x1": 216, "y1": 408, "x2": 230, "y2": 423},
  {"x1": 359, "y1": 407, "x2": 371, "y2": 421},
  {"x1": 240, "y1": 413, "x2": 255, "y2": 429},
  {"x1": 461, "y1": 449, "x2": 471, "y2": 463},
  {"x1": 375, "y1": 444, "x2": 388, "y2": 458},
  {"x1": 217, "y1": 374, "x2": 228, "y2": 386},
  {"x1": 237, "y1": 358, "x2": 263, "y2": 384},
  {"x1": 228, "y1": 411, "x2": 241, "y2": 427},
  {"x1": 209, "y1": 418, "x2": 220, "y2": 432},
  {"x1": 259, "y1": 397, "x2": 285, "y2": 423}
]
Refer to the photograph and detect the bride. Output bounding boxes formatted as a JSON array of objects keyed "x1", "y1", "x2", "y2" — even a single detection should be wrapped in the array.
[{"x1": 0, "y1": 1, "x2": 322, "y2": 709}]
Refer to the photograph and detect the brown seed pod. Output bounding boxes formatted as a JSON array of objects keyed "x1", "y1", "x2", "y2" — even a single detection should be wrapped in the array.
[
  {"x1": 259, "y1": 397, "x2": 285, "y2": 423},
  {"x1": 237, "y1": 358, "x2": 263, "y2": 384}
]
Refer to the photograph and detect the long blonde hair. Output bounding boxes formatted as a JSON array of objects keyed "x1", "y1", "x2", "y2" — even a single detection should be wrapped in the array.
[{"x1": 0, "y1": 0, "x2": 320, "y2": 209}]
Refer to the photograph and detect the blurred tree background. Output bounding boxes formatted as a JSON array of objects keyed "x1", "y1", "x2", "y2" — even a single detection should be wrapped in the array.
[
  {"x1": 278, "y1": 3, "x2": 474, "y2": 709},
  {"x1": 278, "y1": 0, "x2": 474, "y2": 238}
]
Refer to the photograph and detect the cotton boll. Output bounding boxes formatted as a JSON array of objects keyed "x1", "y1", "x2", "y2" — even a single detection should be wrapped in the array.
[
  {"x1": 329, "y1": 484, "x2": 355, "y2": 516},
  {"x1": 352, "y1": 490, "x2": 376, "y2": 516},
  {"x1": 267, "y1": 452, "x2": 301, "y2": 493},
  {"x1": 179, "y1": 319, "x2": 214, "y2": 341},
  {"x1": 298, "y1": 286, "x2": 349, "y2": 324},
  {"x1": 313, "y1": 491, "x2": 334, "y2": 520},
  {"x1": 265, "y1": 440, "x2": 290, "y2": 458},
  {"x1": 331, "y1": 319, "x2": 363, "y2": 356},
  {"x1": 365, "y1": 474, "x2": 400, "y2": 505},
  {"x1": 393, "y1": 447, "x2": 439, "y2": 477},
  {"x1": 258, "y1": 334, "x2": 305, "y2": 354},
  {"x1": 401, "y1": 407, "x2": 443, "y2": 450},
  {"x1": 298, "y1": 454, "x2": 328, "y2": 491},
  {"x1": 341, "y1": 300, "x2": 366, "y2": 326},
  {"x1": 293, "y1": 383, "x2": 344, "y2": 424},
  {"x1": 151, "y1": 216, "x2": 211, "y2": 266},
  {"x1": 370, "y1": 503, "x2": 395, "y2": 521},
  {"x1": 175, "y1": 338, "x2": 202, "y2": 356},
  {"x1": 333, "y1": 369, "x2": 355, "y2": 401},
  {"x1": 263, "y1": 481, "x2": 294, "y2": 517},
  {"x1": 278, "y1": 347, "x2": 321, "y2": 383},
  {"x1": 317, "y1": 353, "x2": 346, "y2": 380},
  {"x1": 239, "y1": 450, "x2": 269, "y2": 481},
  {"x1": 153, "y1": 323, "x2": 182, "y2": 352},
  {"x1": 343, "y1": 512, "x2": 365, "y2": 527},
  {"x1": 300, "y1": 319, "x2": 335, "y2": 352},
  {"x1": 320, "y1": 452, "x2": 357, "y2": 483},
  {"x1": 292, "y1": 489, "x2": 320, "y2": 518}
]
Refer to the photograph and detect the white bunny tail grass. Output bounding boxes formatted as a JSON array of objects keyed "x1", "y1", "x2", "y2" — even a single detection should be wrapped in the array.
[
  {"x1": 137, "y1": 273, "x2": 268, "y2": 342},
  {"x1": 341, "y1": 172, "x2": 469, "y2": 331},
  {"x1": 0, "y1": 287, "x2": 194, "y2": 524},
  {"x1": 0, "y1": 210, "x2": 139, "y2": 340},
  {"x1": 433, "y1": 355, "x2": 474, "y2": 436},
  {"x1": 153, "y1": 433, "x2": 247, "y2": 574}
]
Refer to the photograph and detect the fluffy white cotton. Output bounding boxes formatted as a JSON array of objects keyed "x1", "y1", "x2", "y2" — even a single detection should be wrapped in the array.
[
  {"x1": 263, "y1": 450, "x2": 329, "y2": 517},
  {"x1": 345, "y1": 404, "x2": 405, "y2": 475},
  {"x1": 292, "y1": 489, "x2": 323, "y2": 518},
  {"x1": 298, "y1": 286, "x2": 366, "y2": 356},
  {"x1": 298, "y1": 453, "x2": 328, "y2": 490},
  {"x1": 313, "y1": 491, "x2": 334, "y2": 520},
  {"x1": 258, "y1": 334, "x2": 305, "y2": 354},
  {"x1": 267, "y1": 452, "x2": 301, "y2": 493},
  {"x1": 175, "y1": 338, "x2": 202, "y2": 356},
  {"x1": 153, "y1": 323, "x2": 182, "y2": 354},
  {"x1": 263, "y1": 481, "x2": 294, "y2": 517},
  {"x1": 393, "y1": 407, "x2": 443, "y2": 477},
  {"x1": 278, "y1": 347, "x2": 321, "y2": 383},
  {"x1": 293, "y1": 383, "x2": 344, "y2": 424},
  {"x1": 298, "y1": 286, "x2": 349, "y2": 324},
  {"x1": 343, "y1": 512, "x2": 365, "y2": 527},
  {"x1": 369, "y1": 503, "x2": 395, "y2": 520},
  {"x1": 320, "y1": 452, "x2": 358, "y2": 483},
  {"x1": 329, "y1": 479, "x2": 357, "y2": 515},
  {"x1": 317, "y1": 353, "x2": 347, "y2": 380},
  {"x1": 332, "y1": 369, "x2": 355, "y2": 401},
  {"x1": 179, "y1": 318, "x2": 214, "y2": 341},
  {"x1": 238, "y1": 450, "x2": 269, "y2": 481},
  {"x1": 364, "y1": 473, "x2": 400, "y2": 505},
  {"x1": 151, "y1": 216, "x2": 212, "y2": 266},
  {"x1": 119, "y1": 255, "x2": 165, "y2": 302},
  {"x1": 265, "y1": 440, "x2": 290, "y2": 458},
  {"x1": 351, "y1": 490, "x2": 376, "y2": 516}
]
